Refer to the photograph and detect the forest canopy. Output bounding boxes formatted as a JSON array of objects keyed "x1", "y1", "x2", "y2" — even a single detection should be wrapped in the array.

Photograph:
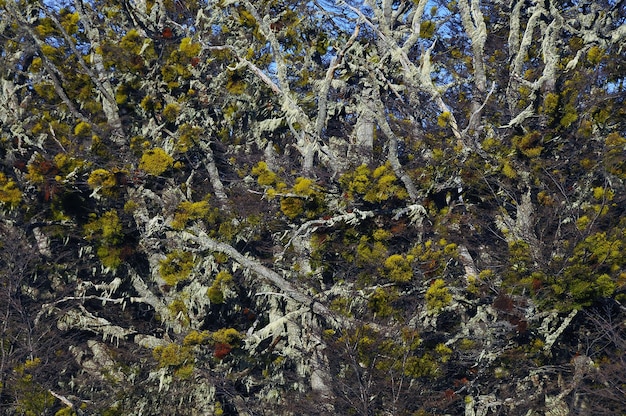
[{"x1": 1, "y1": 0, "x2": 625, "y2": 414}]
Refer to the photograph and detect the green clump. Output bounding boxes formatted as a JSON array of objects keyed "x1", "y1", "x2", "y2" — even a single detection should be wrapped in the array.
[
  {"x1": 368, "y1": 286, "x2": 397, "y2": 317},
  {"x1": 152, "y1": 342, "x2": 194, "y2": 378},
  {"x1": 13, "y1": 358, "x2": 56, "y2": 415},
  {"x1": 179, "y1": 37, "x2": 201, "y2": 58},
  {"x1": 356, "y1": 235, "x2": 388, "y2": 267},
  {"x1": 175, "y1": 123, "x2": 203, "y2": 153},
  {"x1": 206, "y1": 271, "x2": 234, "y2": 304},
  {"x1": 84, "y1": 210, "x2": 122, "y2": 244},
  {"x1": 211, "y1": 328, "x2": 241, "y2": 346},
  {"x1": 420, "y1": 20, "x2": 436, "y2": 38},
  {"x1": 97, "y1": 246, "x2": 122, "y2": 269},
  {"x1": 251, "y1": 161, "x2": 277, "y2": 186},
  {"x1": 0, "y1": 173, "x2": 22, "y2": 208},
  {"x1": 87, "y1": 169, "x2": 119, "y2": 197},
  {"x1": 160, "y1": 250, "x2": 195, "y2": 285},
  {"x1": 587, "y1": 46, "x2": 604, "y2": 65},
  {"x1": 280, "y1": 197, "x2": 304, "y2": 218},
  {"x1": 84, "y1": 210, "x2": 124, "y2": 269},
  {"x1": 168, "y1": 297, "x2": 190, "y2": 326},
  {"x1": 139, "y1": 148, "x2": 173, "y2": 175},
  {"x1": 74, "y1": 121, "x2": 92, "y2": 137},
  {"x1": 340, "y1": 163, "x2": 408, "y2": 203},
  {"x1": 171, "y1": 200, "x2": 211, "y2": 230},
  {"x1": 162, "y1": 102, "x2": 180, "y2": 123},
  {"x1": 183, "y1": 330, "x2": 211, "y2": 346},
  {"x1": 292, "y1": 177, "x2": 315, "y2": 196},
  {"x1": 383, "y1": 254, "x2": 415, "y2": 283},
  {"x1": 425, "y1": 279, "x2": 452, "y2": 314}
]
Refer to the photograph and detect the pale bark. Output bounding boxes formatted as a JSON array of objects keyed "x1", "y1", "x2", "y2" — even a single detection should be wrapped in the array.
[{"x1": 75, "y1": 0, "x2": 126, "y2": 143}]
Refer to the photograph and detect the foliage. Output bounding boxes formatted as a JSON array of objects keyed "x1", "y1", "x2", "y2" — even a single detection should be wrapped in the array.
[{"x1": 0, "y1": 0, "x2": 625, "y2": 414}]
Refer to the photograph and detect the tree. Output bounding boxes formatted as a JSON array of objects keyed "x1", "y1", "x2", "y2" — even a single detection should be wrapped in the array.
[{"x1": 0, "y1": 0, "x2": 625, "y2": 414}]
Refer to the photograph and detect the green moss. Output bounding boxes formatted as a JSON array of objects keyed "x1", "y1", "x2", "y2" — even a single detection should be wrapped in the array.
[
  {"x1": 425, "y1": 278, "x2": 452, "y2": 314},
  {"x1": 211, "y1": 328, "x2": 241, "y2": 346},
  {"x1": 179, "y1": 37, "x2": 201, "y2": 58},
  {"x1": 160, "y1": 251, "x2": 195, "y2": 285},
  {"x1": 153, "y1": 342, "x2": 194, "y2": 376},
  {"x1": 140, "y1": 95, "x2": 161, "y2": 112},
  {"x1": 13, "y1": 358, "x2": 55, "y2": 415},
  {"x1": 340, "y1": 163, "x2": 408, "y2": 203},
  {"x1": 0, "y1": 173, "x2": 22, "y2": 208},
  {"x1": 168, "y1": 297, "x2": 190, "y2": 326},
  {"x1": 383, "y1": 254, "x2": 414, "y2": 283},
  {"x1": 280, "y1": 197, "x2": 304, "y2": 218},
  {"x1": 171, "y1": 200, "x2": 211, "y2": 230},
  {"x1": 251, "y1": 161, "x2": 277, "y2": 186},
  {"x1": 84, "y1": 210, "x2": 122, "y2": 244},
  {"x1": 356, "y1": 236, "x2": 388, "y2": 267},
  {"x1": 587, "y1": 46, "x2": 604, "y2": 65},
  {"x1": 139, "y1": 148, "x2": 173, "y2": 175},
  {"x1": 87, "y1": 169, "x2": 119, "y2": 197},
  {"x1": 183, "y1": 330, "x2": 211, "y2": 346},
  {"x1": 175, "y1": 123, "x2": 203, "y2": 153},
  {"x1": 162, "y1": 102, "x2": 180, "y2": 123},
  {"x1": 97, "y1": 246, "x2": 122, "y2": 269},
  {"x1": 292, "y1": 177, "x2": 315, "y2": 196},
  {"x1": 368, "y1": 287, "x2": 397, "y2": 317},
  {"x1": 74, "y1": 121, "x2": 92, "y2": 137},
  {"x1": 206, "y1": 271, "x2": 233, "y2": 304},
  {"x1": 420, "y1": 20, "x2": 436, "y2": 38},
  {"x1": 437, "y1": 111, "x2": 451, "y2": 127},
  {"x1": 501, "y1": 160, "x2": 517, "y2": 178}
]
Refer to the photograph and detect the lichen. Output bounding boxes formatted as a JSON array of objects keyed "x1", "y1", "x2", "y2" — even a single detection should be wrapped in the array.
[
  {"x1": 159, "y1": 250, "x2": 195, "y2": 285},
  {"x1": 0, "y1": 173, "x2": 22, "y2": 208},
  {"x1": 139, "y1": 148, "x2": 173, "y2": 176},
  {"x1": 425, "y1": 278, "x2": 452, "y2": 314}
]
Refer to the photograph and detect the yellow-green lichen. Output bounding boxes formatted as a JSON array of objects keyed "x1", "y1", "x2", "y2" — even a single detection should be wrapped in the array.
[
  {"x1": 0, "y1": 173, "x2": 22, "y2": 208},
  {"x1": 383, "y1": 254, "x2": 415, "y2": 283},
  {"x1": 425, "y1": 278, "x2": 452, "y2": 313},
  {"x1": 159, "y1": 250, "x2": 195, "y2": 285},
  {"x1": 139, "y1": 148, "x2": 173, "y2": 175}
]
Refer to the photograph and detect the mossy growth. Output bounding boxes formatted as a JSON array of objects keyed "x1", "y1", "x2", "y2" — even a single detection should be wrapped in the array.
[
  {"x1": 0, "y1": 172, "x2": 22, "y2": 208},
  {"x1": 211, "y1": 328, "x2": 241, "y2": 346},
  {"x1": 425, "y1": 278, "x2": 452, "y2": 314},
  {"x1": 159, "y1": 250, "x2": 195, "y2": 285},
  {"x1": 513, "y1": 131, "x2": 543, "y2": 158},
  {"x1": 251, "y1": 161, "x2": 278, "y2": 186},
  {"x1": 171, "y1": 200, "x2": 212, "y2": 230},
  {"x1": 383, "y1": 254, "x2": 415, "y2": 283},
  {"x1": 183, "y1": 330, "x2": 211, "y2": 346},
  {"x1": 13, "y1": 357, "x2": 55, "y2": 415},
  {"x1": 84, "y1": 210, "x2": 124, "y2": 269},
  {"x1": 139, "y1": 148, "x2": 173, "y2": 175},
  {"x1": 74, "y1": 121, "x2": 92, "y2": 137},
  {"x1": 368, "y1": 286, "x2": 398, "y2": 317},
  {"x1": 356, "y1": 235, "x2": 388, "y2": 267},
  {"x1": 162, "y1": 102, "x2": 180, "y2": 123},
  {"x1": 87, "y1": 168, "x2": 125, "y2": 197},
  {"x1": 277, "y1": 197, "x2": 302, "y2": 218},
  {"x1": 206, "y1": 270, "x2": 234, "y2": 304},
  {"x1": 420, "y1": 20, "x2": 436, "y2": 39},
  {"x1": 152, "y1": 342, "x2": 194, "y2": 379},
  {"x1": 168, "y1": 297, "x2": 190, "y2": 327},
  {"x1": 340, "y1": 162, "x2": 408, "y2": 203},
  {"x1": 175, "y1": 123, "x2": 203, "y2": 154},
  {"x1": 179, "y1": 37, "x2": 201, "y2": 58},
  {"x1": 84, "y1": 210, "x2": 123, "y2": 244}
]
